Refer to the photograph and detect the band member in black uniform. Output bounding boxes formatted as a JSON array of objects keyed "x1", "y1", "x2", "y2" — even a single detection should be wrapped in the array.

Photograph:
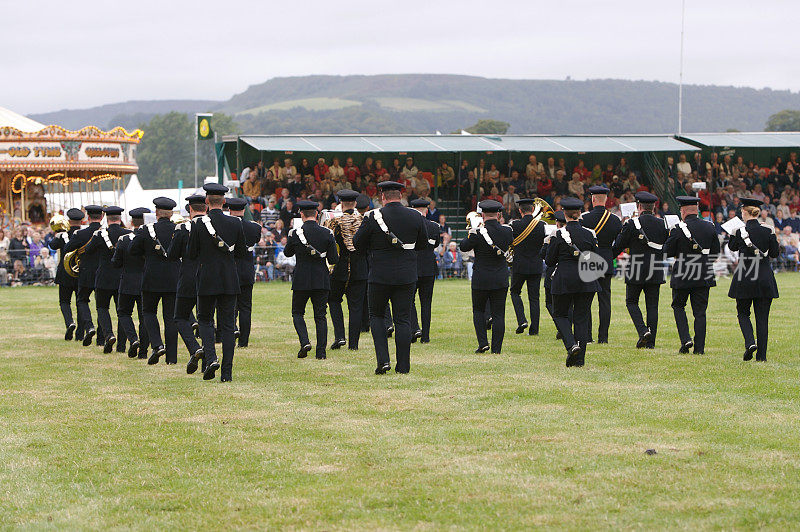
[
  {"x1": 112, "y1": 207, "x2": 150, "y2": 359},
  {"x1": 727, "y1": 198, "x2": 780, "y2": 361},
  {"x1": 509, "y1": 198, "x2": 547, "y2": 335},
  {"x1": 542, "y1": 210, "x2": 567, "y2": 335},
  {"x1": 356, "y1": 193, "x2": 372, "y2": 334},
  {"x1": 612, "y1": 191, "x2": 669, "y2": 349},
  {"x1": 409, "y1": 198, "x2": 440, "y2": 344},
  {"x1": 168, "y1": 194, "x2": 205, "y2": 373},
  {"x1": 226, "y1": 197, "x2": 261, "y2": 348},
  {"x1": 327, "y1": 189, "x2": 368, "y2": 350},
  {"x1": 664, "y1": 196, "x2": 720, "y2": 355},
  {"x1": 83, "y1": 206, "x2": 130, "y2": 353},
  {"x1": 188, "y1": 183, "x2": 248, "y2": 381},
  {"x1": 546, "y1": 197, "x2": 601, "y2": 367},
  {"x1": 64, "y1": 204, "x2": 104, "y2": 347},
  {"x1": 131, "y1": 197, "x2": 180, "y2": 365},
  {"x1": 579, "y1": 185, "x2": 622, "y2": 343},
  {"x1": 50, "y1": 208, "x2": 85, "y2": 341},
  {"x1": 459, "y1": 199, "x2": 513, "y2": 354},
  {"x1": 285, "y1": 200, "x2": 339, "y2": 359},
  {"x1": 353, "y1": 181, "x2": 428, "y2": 374}
]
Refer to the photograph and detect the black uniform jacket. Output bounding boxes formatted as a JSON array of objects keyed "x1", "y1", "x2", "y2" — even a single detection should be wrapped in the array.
[
  {"x1": 541, "y1": 243, "x2": 554, "y2": 291},
  {"x1": 727, "y1": 219, "x2": 780, "y2": 299},
  {"x1": 284, "y1": 220, "x2": 339, "y2": 291},
  {"x1": 417, "y1": 217, "x2": 441, "y2": 279},
  {"x1": 187, "y1": 209, "x2": 248, "y2": 296},
  {"x1": 664, "y1": 214, "x2": 720, "y2": 289},
  {"x1": 167, "y1": 221, "x2": 198, "y2": 299},
  {"x1": 83, "y1": 224, "x2": 131, "y2": 291},
  {"x1": 130, "y1": 217, "x2": 180, "y2": 293},
  {"x1": 330, "y1": 210, "x2": 369, "y2": 283},
  {"x1": 237, "y1": 219, "x2": 261, "y2": 287},
  {"x1": 50, "y1": 227, "x2": 79, "y2": 287},
  {"x1": 63, "y1": 221, "x2": 102, "y2": 288},
  {"x1": 545, "y1": 221, "x2": 601, "y2": 295},
  {"x1": 111, "y1": 229, "x2": 145, "y2": 296},
  {"x1": 459, "y1": 218, "x2": 513, "y2": 291},
  {"x1": 510, "y1": 214, "x2": 546, "y2": 275},
  {"x1": 612, "y1": 214, "x2": 669, "y2": 285},
  {"x1": 353, "y1": 202, "x2": 429, "y2": 285},
  {"x1": 580, "y1": 206, "x2": 622, "y2": 276}
]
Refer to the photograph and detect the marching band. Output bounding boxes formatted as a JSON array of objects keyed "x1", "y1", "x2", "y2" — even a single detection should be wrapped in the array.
[{"x1": 46, "y1": 182, "x2": 784, "y2": 381}]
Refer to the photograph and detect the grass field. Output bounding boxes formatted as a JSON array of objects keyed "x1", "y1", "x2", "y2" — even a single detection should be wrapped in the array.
[{"x1": 1, "y1": 276, "x2": 799, "y2": 530}]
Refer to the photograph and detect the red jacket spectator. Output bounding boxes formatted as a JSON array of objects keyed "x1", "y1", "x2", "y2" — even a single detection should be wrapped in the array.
[
  {"x1": 344, "y1": 164, "x2": 360, "y2": 184},
  {"x1": 537, "y1": 177, "x2": 553, "y2": 197},
  {"x1": 314, "y1": 162, "x2": 329, "y2": 182}
]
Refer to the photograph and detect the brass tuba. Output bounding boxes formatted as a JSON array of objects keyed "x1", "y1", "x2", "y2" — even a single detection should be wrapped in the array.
[
  {"x1": 50, "y1": 214, "x2": 70, "y2": 233},
  {"x1": 506, "y1": 198, "x2": 556, "y2": 264},
  {"x1": 63, "y1": 241, "x2": 89, "y2": 277}
]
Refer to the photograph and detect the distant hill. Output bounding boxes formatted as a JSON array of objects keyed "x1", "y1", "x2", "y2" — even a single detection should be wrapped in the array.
[
  {"x1": 30, "y1": 99, "x2": 221, "y2": 130},
  {"x1": 29, "y1": 75, "x2": 800, "y2": 134}
]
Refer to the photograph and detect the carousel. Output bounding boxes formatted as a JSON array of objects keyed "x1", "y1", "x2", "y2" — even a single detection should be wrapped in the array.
[{"x1": 0, "y1": 106, "x2": 142, "y2": 224}]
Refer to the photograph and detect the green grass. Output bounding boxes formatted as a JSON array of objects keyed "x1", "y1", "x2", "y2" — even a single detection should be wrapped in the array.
[
  {"x1": 373, "y1": 97, "x2": 487, "y2": 113},
  {"x1": 1, "y1": 276, "x2": 799, "y2": 530},
  {"x1": 237, "y1": 98, "x2": 362, "y2": 115}
]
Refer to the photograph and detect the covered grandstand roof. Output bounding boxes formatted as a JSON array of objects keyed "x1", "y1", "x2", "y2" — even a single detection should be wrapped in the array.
[
  {"x1": 678, "y1": 132, "x2": 800, "y2": 148},
  {"x1": 238, "y1": 134, "x2": 698, "y2": 153},
  {"x1": 0, "y1": 106, "x2": 45, "y2": 132}
]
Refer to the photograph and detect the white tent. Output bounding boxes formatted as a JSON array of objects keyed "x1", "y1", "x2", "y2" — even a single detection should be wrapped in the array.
[{"x1": 0, "y1": 106, "x2": 45, "y2": 131}]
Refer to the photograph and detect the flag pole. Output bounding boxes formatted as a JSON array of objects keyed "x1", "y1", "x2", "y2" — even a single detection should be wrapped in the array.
[
  {"x1": 678, "y1": 0, "x2": 686, "y2": 135},
  {"x1": 194, "y1": 113, "x2": 199, "y2": 190}
]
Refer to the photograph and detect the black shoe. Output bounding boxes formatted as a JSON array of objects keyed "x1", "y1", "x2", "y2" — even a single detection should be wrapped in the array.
[
  {"x1": 485, "y1": 317, "x2": 493, "y2": 330},
  {"x1": 637, "y1": 329, "x2": 652, "y2": 349},
  {"x1": 420, "y1": 339, "x2": 430, "y2": 344},
  {"x1": 743, "y1": 344, "x2": 757, "y2": 361},
  {"x1": 528, "y1": 329, "x2": 538, "y2": 336},
  {"x1": 693, "y1": 350, "x2": 704, "y2": 355},
  {"x1": 411, "y1": 330, "x2": 422, "y2": 343},
  {"x1": 386, "y1": 326, "x2": 394, "y2": 338},
  {"x1": 297, "y1": 344, "x2": 312, "y2": 358},
  {"x1": 75, "y1": 330, "x2": 84, "y2": 342},
  {"x1": 330, "y1": 338, "x2": 346, "y2": 350},
  {"x1": 575, "y1": 346, "x2": 586, "y2": 367},
  {"x1": 148, "y1": 345, "x2": 166, "y2": 365},
  {"x1": 192, "y1": 322, "x2": 200, "y2": 338},
  {"x1": 187, "y1": 348, "x2": 203, "y2": 374},
  {"x1": 116, "y1": 343, "x2": 126, "y2": 354},
  {"x1": 375, "y1": 363, "x2": 391, "y2": 375},
  {"x1": 475, "y1": 345, "x2": 490, "y2": 354},
  {"x1": 556, "y1": 331, "x2": 562, "y2": 340},
  {"x1": 597, "y1": 339, "x2": 608, "y2": 345},
  {"x1": 96, "y1": 333, "x2": 104, "y2": 346},
  {"x1": 234, "y1": 329, "x2": 240, "y2": 341},
  {"x1": 128, "y1": 340, "x2": 140, "y2": 358},
  {"x1": 203, "y1": 360, "x2": 220, "y2": 380},
  {"x1": 220, "y1": 376, "x2": 231, "y2": 383},
  {"x1": 566, "y1": 344, "x2": 581, "y2": 367},
  {"x1": 103, "y1": 336, "x2": 116, "y2": 354},
  {"x1": 237, "y1": 342, "x2": 248, "y2": 348},
  {"x1": 82, "y1": 329, "x2": 96, "y2": 347},
  {"x1": 65, "y1": 323, "x2": 76, "y2": 341},
  {"x1": 395, "y1": 367, "x2": 409, "y2": 374},
  {"x1": 679, "y1": 340, "x2": 694, "y2": 354},
  {"x1": 316, "y1": 352, "x2": 327, "y2": 360},
  {"x1": 515, "y1": 322, "x2": 528, "y2": 334}
]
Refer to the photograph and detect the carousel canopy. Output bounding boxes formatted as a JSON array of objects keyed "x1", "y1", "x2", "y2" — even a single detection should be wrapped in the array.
[{"x1": 0, "y1": 106, "x2": 45, "y2": 132}]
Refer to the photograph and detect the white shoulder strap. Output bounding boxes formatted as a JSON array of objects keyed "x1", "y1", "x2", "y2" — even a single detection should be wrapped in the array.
[
  {"x1": 373, "y1": 208, "x2": 415, "y2": 250},
  {"x1": 100, "y1": 228, "x2": 113, "y2": 249},
  {"x1": 678, "y1": 221, "x2": 710, "y2": 255},
  {"x1": 632, "y1": 217, "x2": 663, "y2": 250},
  {"x1": 739, "y1": 227, "x2": 767, "y2": 258},
  {"x1": 201, "y1": 215, "x2": 235, "y2": 252},
  {"x1": 296, "y1": 226, "x2": 326, "y2": 257}
]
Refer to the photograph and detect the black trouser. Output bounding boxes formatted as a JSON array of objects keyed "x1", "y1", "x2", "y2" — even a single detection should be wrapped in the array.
[
  {"x1": 672, "y1": 287, "x2": 710, "y2": 353},
  {"x1": 329, "y1": 279, "x2": 367, "y2": 349},
  {"x1": 142, "y1": 291, "x2": 178, "y2": 363},
  {"x1": 626, "y1": 283, "x2": 661, "y2": 347},
  {"x1": 292, "y1": 289, "x2": 329, "y2": 355},
  {"x1": 96, "y1": 288, "x2": 126, "y2": 347},
  {"x1": 174, "y1": 296, "x2": 200, "y2": 356},
  {"x1": 58, "y1": 284, "x2": 80, "y2": 332},
  {"x1": 471, "y1": 288, "x2": 507, "y2": 353},
  {"x1": 587, "y1": 275, "x2": 612, "y2": 342},
  {"x1": 197, "y1": 294, "x2": 236, "y2": 379},
  {"x1": 553, "y1": 292, "x2": 594, "y2": 352},
  {"x1": 510, "y1": 273, "x2": 541, "y2": 333},
  {"x1": 410, "y1": 276, "x2": 435, "y2": 342},
  {"x1": 236, "y1": 284, "x2": 254, "y2": 346},
  {"x1": 361, "y1": 283, "x2": 370, "y2": 331},
  {"x1": 118, "y1": 293, "x2": 149, "y2": 348},
  {"x1": 368, "y1": 282, "x2": 415, "y2": 373},
  {"x1": 736, "y1": 298, "x2": 772, "y2": 361},
  {"x1": 76, "y1": 285, "x2": 95, "y2": 332}
]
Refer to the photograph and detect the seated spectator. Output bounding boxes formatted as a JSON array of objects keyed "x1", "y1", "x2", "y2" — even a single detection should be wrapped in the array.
[
  {"x1": 441, "y1": 241, "x2": 463, "y2": 277},
  {"x1": 568, "y1": 173, "x2": 584, "y2": 197},
  {"x1": 27, "y1": 230, "x2": 45, "y2": 267},
  {"x1": 260, "y1": 196, "x2": 279, "y2": 231},
  {"x1": 8, "y1": 228, "x2": 27, "y2": 263},
  {"x1": 344, "y1": 157, "x2": 360, "y2": 183},
  {"x1": 327, "y1": 158, "x2": 344, "y2": 180},
  {"x1": 279, "y1": 199, "x2": 297, "y2": 229},
  {"x1": 287, "y1": 174, "x2": 304, "y2": 199},
  {"x1": 778, "y1": 227, "x2": 800, "y2": 271},
  {"x1": 313, "y1": 158, "x2": 329, "y2": 181},
  {"x1": 437, "y1": 162, "x2": 456, "y2": 190},
  {"x1": 590, "y1": 163, "x2": 603, "y2": 183},
  {"x1": 359, "y1": 157, "x2": 374, "y2": 178},
  {"x1": 0, "y1": 229, "x2": 8, "y2": 253},
  {"x1": 573, "y1": 160, "x2": 590, "y2": 180},
  {"x1": 401, "y1": 157, "x2": 418, "y2": 183},
  {"x1": 676, "y1": 153, "x2": 692, "y2": 176},
  {"x1": 553, "y1": 170, "x2": 569, "y2": 196},
  {"x1": 486, "y1": 186, "x2": 503, "y2": 204},
  {"x1": 759, "y1": 208, "x2": 775, "y2": 229},
  {"x1": 374, "y1": 160, "x2": 387, "y2": 179},
  {"x1": 275, "y1": 237, "x2": 295, "y2": 280},
  {"x1": 502, "y1": 185, "x2": 520, "y2": 216},
  {"x1": 281, "y1": 158, "x2": 297, "y2": 180},
  {"x1": 486, "y1": 163, "x2": 500, "y2": 181},
  {"x1": 438, "y1": 214, "x2": 451, "y2": 236},
  {"x1": 526, "y1": 155, "x2": 544, "y2": 178},
  {"x1": 242, "y1": 171, "x2": 261, "y2": 203},
  {"x1": 426, "y1": 200, "x2": 440, "y2": 223},
  {"x1": 622, "y1": 172, "x2": 641, "y2": 193}
]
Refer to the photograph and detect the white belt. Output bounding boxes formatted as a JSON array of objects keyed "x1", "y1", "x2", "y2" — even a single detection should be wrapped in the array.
[
  {"x1": 632, "y1": 218, "x2": 663, "y2": 250},
  {"x1": 372, "y1": 209, "x2": 415, "y2": 250},
  {"x1": 678, "y1": 221, "x2": 710, "y2": 255},
  {"x1": 739, "y1": 227, "x2": 767, "y2": 258},
  {"x1": 297, "y1": 227, "x2": 326, "y2": 257},
  {"x1": 201, "y1": 215, "x2": 235, "y2": 252}
]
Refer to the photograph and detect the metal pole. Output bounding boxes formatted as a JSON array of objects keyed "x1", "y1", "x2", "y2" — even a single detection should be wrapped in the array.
[{"x1": 678, "y1": 0, "x2": 686, "y2": 135}]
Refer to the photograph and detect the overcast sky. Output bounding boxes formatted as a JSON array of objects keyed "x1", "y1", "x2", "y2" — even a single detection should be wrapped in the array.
[{"x1": 3, "y1": 0, "x2": 798, "y2": 115}]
